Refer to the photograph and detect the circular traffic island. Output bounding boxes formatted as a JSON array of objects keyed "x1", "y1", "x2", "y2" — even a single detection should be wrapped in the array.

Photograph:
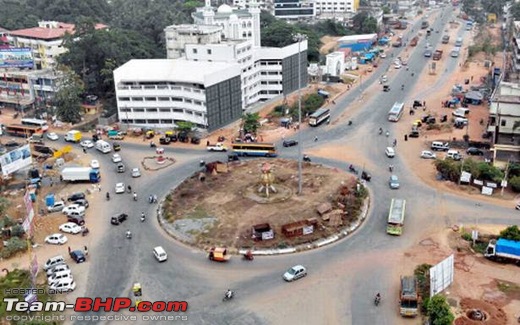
[{"x1": 161, "y1": 159, "x2": 368, "y2": 251}]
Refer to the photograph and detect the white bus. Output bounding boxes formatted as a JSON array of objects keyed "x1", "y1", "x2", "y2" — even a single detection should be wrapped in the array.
[
  {"x1": 388, "y1": 102, "x2": 405, "y2": 122},
  {"x1": 21, "y1": 118, "x2": 49, "y2": 131},
  {"x1": 308, "y1": 108, "x2": 331, "y2": 126},
  {"x1": 450, "y1": 47, "x2": 461, "y2": 58}
]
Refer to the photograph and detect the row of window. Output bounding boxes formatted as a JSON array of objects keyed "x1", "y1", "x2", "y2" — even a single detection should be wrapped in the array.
[
  {"x1": 118, "y1": 97, "x2": 204, "y2": 105},
  {"x1": 260, "y1": 81, "x2": 282, "y2": 85},
  {"x1": 121, "y1": 119, "x2": 206, "y2": 129},
  {"x1": 120, "y1": 107, "x2": 205, "y2": 116}
]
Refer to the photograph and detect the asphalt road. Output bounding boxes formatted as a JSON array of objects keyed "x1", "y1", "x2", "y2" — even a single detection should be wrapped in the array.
[{"x1": 74, "y1": 6, "x2": 515, "y2": 325}]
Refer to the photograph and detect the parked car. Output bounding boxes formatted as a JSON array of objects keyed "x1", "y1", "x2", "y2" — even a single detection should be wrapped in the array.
[
  {"x1": 111, "y1": 213, "x2": 128, "y2": 225},
  {"x1": 62, "y1": 204, "x2": 85, "y2": 215},
  {"x1": 283, "y1": 265, "x2": 307, "y2": 282},
  {"x1": 70, "y1": 250, "x2": 86, "y2": 263},
  {"x1": 389, "y1": 175, "x2": 400, "y2": 189},
  {"x1": 466, "y1": 147, "x2": 484, "y2": 156},
  {"x1": 59, "y1": 222, "x2": 83, "y2": 234},
  {"x1": 67, "y1": 215, "x2": 85, "y2": 226},
  {"x1": 112, "y1": 154, "x2": 122, "y2": 163},
  {"x1": 46, "y1": 263, "x2": 70, "y2": 277},
  {"x1": 45, "y1": 233, "x2": 68, "y2": 245},
  {"x1": 47, "y1": 201, "x2": 65, "y2": 213},
  {"x1": 420, "y1": 150, "x2": 437, "y2": 159},
  {"x1": 48, "y1": 278, "x2": 76, "y2": 292},
  {"x1": 46, "y1": 132, "x2": 59, "y2": 141},
  {"x1": 73, "y1": 199, "x2": 89, "y2": 208},
  {"x1": 283, "y1": 140, "x2": 298, "y2": 147},
  {"x1": 115, "y1": 183, "x2": 125, "y2": 194},
  {"x1": 446, "y1": 150, "x2": 462, "y2": 161},
  {"x1": 80, "y1": 140, "x2": 94, "y2": 148},
  {"x1": 67, "y1": 192, "x2": 86, "y2": 202},
  {"x1": 131, "y1": 167, "x2": 141, "y2": 178}
]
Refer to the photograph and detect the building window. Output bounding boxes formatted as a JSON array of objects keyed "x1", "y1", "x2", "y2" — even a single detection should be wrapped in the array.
[
  {"x1": 172, "y1": 98, "x2": 182, "y2": 102},
  {"x1": 148, "y1": 119, "x2": 159, "y2": 124},
  {"x1": 118, "y1": 97, "x2": 130, "y2": 101},
  {"x1": 120, "y1": 107, "x2": 131, "y2": 112},
  {"x1": 159, "y1": 108, "x2": 171, "y2": 112},
  {"x1": 132, "y1": 97, "x2": 144, "y2": 101},
  {"x1": 145, "y1": 97, "x2": 156, "y2": 101},
  {"x1": 158, "y1": 97, "x2": 170, "y2": 101},
  {"x1": 147, "y1": 108, "x2": 158, "y2": 112},
  {"x1": 161, "y1": 119, "x2": 173, "y2": 124},
  {"x1": 173, "y1": 109, "x2": 183, "y2": 113},
  {"x1": 134, "y1": 119, "x2": 146, "y2": 123},
  {"x1": 207, "y1": 49, "x2": 212, "y2": 55},
  {"x1": 501, "y1": 120, "x2": 507, "y2": 126},
  {"x1": 133, "y1": 108, "x2": 145, "y2": 112},
  {"x1": 193, "y1": 48, "x2": 198, "y2": 54}
]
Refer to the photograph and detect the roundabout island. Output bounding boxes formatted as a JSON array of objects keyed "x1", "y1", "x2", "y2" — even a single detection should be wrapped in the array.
[{"x1": 159, "y1": 158, "x2": 369, "y2": 253}]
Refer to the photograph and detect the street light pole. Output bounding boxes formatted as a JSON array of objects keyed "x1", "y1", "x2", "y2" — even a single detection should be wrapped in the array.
[{"x1": 294, "y1": 34, "x2": 306, "y2": 195}]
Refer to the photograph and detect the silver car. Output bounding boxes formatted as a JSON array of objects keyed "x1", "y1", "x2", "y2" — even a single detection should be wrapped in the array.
[
  {"x1": 283, "y1": 265, "x2": 307, "y2": 282},
  {"x1": 389, "y1": 175, "x2": 400, "y2": 189},
  {"x1": 131, "y1": 167, "x2": 141, "y2": 178}
]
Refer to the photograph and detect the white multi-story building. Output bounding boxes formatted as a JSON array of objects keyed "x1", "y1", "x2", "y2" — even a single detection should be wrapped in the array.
[
  {"x1": 314, "y1": 0, "x2": 359, "y2": 14},
  {"x1": 233, "y1": 0, "x2": 273, "y2": 10},
  {"x1": 273, "y1": 0, "x2": 316, "y2": 20},
  {"x1": 114, "y1": 0, "x2": 308, "y2": 132},
  {"x1": 8, "y1": 21, "x2": 107, "y2": 70}
]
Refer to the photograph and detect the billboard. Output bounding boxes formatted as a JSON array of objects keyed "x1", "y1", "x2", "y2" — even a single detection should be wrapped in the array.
[
  {"x1": 0, "y1": 144, "x2": 32, "y2": 176},
  {"x1": 0, "y1": 48, "x2": 34, "y2": 68},
  {"x1": 430, "y1": 254, "x2": 454, "y2": 297}
]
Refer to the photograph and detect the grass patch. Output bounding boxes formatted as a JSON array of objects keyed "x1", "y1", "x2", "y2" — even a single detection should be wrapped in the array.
[
  {"x1": 497, "y1": 281, "x2": 520, "y2": 293},
  {"x1": 185, "y1": 206, "x2": 208, "y2": 219}
]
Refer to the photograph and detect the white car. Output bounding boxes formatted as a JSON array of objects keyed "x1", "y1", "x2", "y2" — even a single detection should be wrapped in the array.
[
  {"x1": 46, "y1": 132, "x2": 59, "y2": 141},
  {"x1": 131, "y1": 167, "x2": 141, "y2": 178},
  {"x1": 45, "y1": 233, "x2": 68, "y2": 245},
  {"x1": 380, "y1": 75, "x2": 388, "y2": 83},
  {"x1": 112, "y1": 154, "x2": 122, "y2": 163},
  {"x1": 283, "y1": 265, "x2": 307, "y2": 282},
  {"x1": 90, "y1": 160, "x2": 100, "y2": 169},
  {"x1": 394, "y1": 63, "x2": 402, "y2": 69},
  {"x1": 380, "y1": 53, "x2": 387, "y2": 58},
  {"x1": 80, "y1": 140, "x2": 94, "y2": 148},
  {"x1": 421, "y1": 150, "x2": 437, "y2": 159},
  {"x1": 59, "y1": 222, "x2": 82, "y2": 234},
  {"x1": 62, "y1": 204, "x2": 85, "y2": 215},
  {"x1": 115, "y1": 182, "x2": 125, "y2": 194},
  {"x1": 48, "y1": 278, "x2": 76, "y2": 293}
]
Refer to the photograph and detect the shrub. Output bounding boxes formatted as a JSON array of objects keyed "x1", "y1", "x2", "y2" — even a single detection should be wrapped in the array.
[
  {"x1": 0, "y1": 237, "x2": 28, "y2": 259},
  {"x1": 461, "y1": 232, "x2": 472, "y2": 241},
  {"x1": 11, "y1": 225, "x2": 25, "y2": 238},
  {"x1": 509, "y1": 176, "x2": 520, "y2": 192},
  {"x1": 426, "y1": 295, "x2": 455, "y2": 325},
  {"x1": 499, "y1": 225, "x2": 520, "y2": 241}
]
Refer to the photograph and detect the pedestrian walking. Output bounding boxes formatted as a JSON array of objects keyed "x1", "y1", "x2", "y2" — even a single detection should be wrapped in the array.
[
  {"x1": 83, "y1": 147, "x2": 86, "y2": 154},
  {"x1": 98, "y1": 184, "x2": 102, "y2": 192},
  {"x1": 423, "y1": 101, "x2": 426, "y2": 107},
  {"x1": 393, "y1": 139, "x2": 397, "y2": 147},
  {"x1": 68, "y1": 246, "x2": 71, "y2": 254}
]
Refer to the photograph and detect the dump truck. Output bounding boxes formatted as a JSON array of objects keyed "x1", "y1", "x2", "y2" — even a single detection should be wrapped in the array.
[
  {"x1": 65, "y1": 130, "x2": 82, "y2": 143},
  {"x1": 409, "y1": 36, "x2": 418, "y2": 47},
  {"x1": 61, "y1": 167, "x2": 100, "y2": 183},
  {"x1": 485, "y1": 238, "x2": 520, "y2": 264},
  {"x1": 432, "y1": 50, "x2": 443, "y2": 60},
  {"x1": 207, "y1": 142, "x2": 227, "y2": 152},
  {"x1": 399, "y1": 276, "x2": 419, "y2": 317}
]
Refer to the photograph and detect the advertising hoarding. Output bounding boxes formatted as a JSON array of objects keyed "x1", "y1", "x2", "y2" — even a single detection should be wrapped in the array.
[
  {"x1": 0, "y1": 48, "x2": 34, "y2": 68},
  {"x1": 430, "y1": 254, "x2": 454, "y2": 297},
  {"x1": 0, "y1": 144, "x2": 32, "y2": 176}
]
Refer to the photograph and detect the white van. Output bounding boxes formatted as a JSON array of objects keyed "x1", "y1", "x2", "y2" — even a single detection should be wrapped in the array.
[
  {"x1": 385, "y1": 147, "x2": 395, "y2": 158},
  {"x1": 44, "y1": 256, "x2": 65, "y2": 271},
  {"x1": 47, "y1": 270, "x2": 72, "y2": 285},
  {"x1": 95, "y1": 140, "x2": 112, "y2": 154},
  {"x1": 153, "y1": 246, "x2": 168, "y2": 262},
  {"x1": 452, "y1": 108, "x2": 469, "y2": 118},
  {"x1": 431, "y1": 141, "x2": 450, "y2": 151},
  {"x1": 48, "y1": 278, "x2": 76, "y2": 293},
  {"x1": 46, "y1": 263, "x2": 70, "y2": 276},
  {"x1": 446, "y1": 149, "x2": 462, "y2": 160}
]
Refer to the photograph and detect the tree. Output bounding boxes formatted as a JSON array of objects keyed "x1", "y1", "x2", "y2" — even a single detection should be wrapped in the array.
[
  {"x1": 513, "y1": 3, "x2": 520, "y2": 20},
  {"x1": 352, "y1": 12, "x2": 378, "y2": 34},
  {"x1": 426, "y1": 295, "x2": 455, "y2": 325},
  {"x1": 242, "y1": 113, "x2": 260, "y2": 134},
  {"x1": 55, "y1": 67, "x2": 84, "y2": 124},
  {"x1": 261, "y1": 20, "x2": 298, "y2": 48},
  {"x1": 382, "y1": 6, "x2": 391, "y2": 14},
  {"x1": 176, "y1": 121, "x2": 195, "y2": 134},
  {"x1": 499, "y1": 225, "x2": 520, "y2": 241}
]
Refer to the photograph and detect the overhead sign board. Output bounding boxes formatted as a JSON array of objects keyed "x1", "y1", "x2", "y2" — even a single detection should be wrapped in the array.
[
  {"x1": 430, "y1": 254, "x2": 454, "y2": 297},
  {"x1": 0, "y1": 48, "x2": 34, "y2": 68},
  {"x1": 0, "y1": 144, "x2": 32, "y2": 176}
]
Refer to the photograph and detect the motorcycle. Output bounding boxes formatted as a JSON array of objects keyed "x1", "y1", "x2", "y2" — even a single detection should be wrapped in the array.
[
  {"x1": 133, "y1": 193, "x2": 138, "y2": 201},
  {"x1": 150, "y1": 142, "x2": 156, "y2": 148},
  {"x1": 81, "y1": 227, "x2": 89, "y2": 237},
  {"x1": 374, "y1": 295, "x2": 381, "y2": 306},
  {"x1": 348, "y1": 120, "x2": 353, "y2": 126},
  {"x1": 243, "y1": 251, "x2": 254, "y2": 261},
  {"x1": 126, "y1": 231, "x2": 132, "y2": 239},
  {"x1": 223, "y1": 291, "x2": 235, "y2": 302},
  {"x1": 140, "y1": 214, "x2": 146, "y2": 222},
  {"x1": 127, "y1": 186, "x2": 132, "y2": 193},
  {"x1": 303, "y1": 155, "x2": 311, "y2": 162},
  {"x1": 348, "y1": 165, "x2": 357, "y2": 174},
  {"x1": 378, "y1": 128, "x2": 383, "y2": 135},
  {"x1": 199, "y1": 160, "x2": 205, "y2": 167}
]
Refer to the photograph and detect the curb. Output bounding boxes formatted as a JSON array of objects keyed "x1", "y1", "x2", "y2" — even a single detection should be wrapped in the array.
[{"x1": 157, "y1": 186, "x2": 372, "y2": 256}]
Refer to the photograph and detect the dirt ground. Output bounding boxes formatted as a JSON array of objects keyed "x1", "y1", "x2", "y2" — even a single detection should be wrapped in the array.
[{"x1": 163, "y1": 159, "x2": 364, "y2": 249}]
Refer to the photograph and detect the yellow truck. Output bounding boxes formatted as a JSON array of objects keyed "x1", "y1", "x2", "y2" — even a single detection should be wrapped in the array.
[{"x1": 65, "y1": 130, "x2": 82, "y2": 143}]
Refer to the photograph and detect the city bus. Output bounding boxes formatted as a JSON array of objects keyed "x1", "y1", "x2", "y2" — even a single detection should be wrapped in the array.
[
  {"x1": 231, "y1": 143, "x2": 277, "y2": 157},
  {"x1": 387, "y1": 198, "x2": 406, "y2": 235},
  {"x1": 308, "y1": 108, "x2": 331, "y2": 126},
  {"x1": 4, "y1": 124, "x2": 42, "y2": 138},
  {"x1": 388, "y1": 102, "x2": 405, "y2": 122},
  {"x1": 21, "y1": 118, "x2": 49, "y2": 132}
]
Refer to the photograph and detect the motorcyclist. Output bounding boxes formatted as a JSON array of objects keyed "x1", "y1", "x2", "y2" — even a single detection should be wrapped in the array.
[
  {"x1": 385, "y1": 131, "x2": 390, "y2": 137},
  {"x1": 378, "y1": 127, "x2": 383, "y2": 135},
  {"x1": 133, "y1": 192, "x2": 138, "y2": 201},
  {"x1": 225, "y1": 289, "x2": 233, "y2": 299},
  {"x1": 106, "y1": 192, "x2": 110, "y2": 200},
  {"x1": 126, "y1": 229, "x2": 132, "y2": 238},
  {"x1": 401, "y1": 84, "x2": 405, "y2": 90},
  {"x1": 389, "y1": 165, "x2": 394, "y2": 172},
  {"x1": 127, "y1": 185, "x2": 132, "y2": 193},
  {"x1": 141, "y1": 212, "x2": 145, "y2": 221},
  {"x1": 375, "y1": 293, "x2": 381, "y2": 303},
  {"x1": 314, "y1": 136, "x2": 318, "y2": 142}
]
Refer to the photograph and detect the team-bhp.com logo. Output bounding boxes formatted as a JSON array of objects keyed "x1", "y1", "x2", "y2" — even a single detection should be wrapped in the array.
[{"x1": 4, "y1": 297, "x2": 188, "y2": 313}]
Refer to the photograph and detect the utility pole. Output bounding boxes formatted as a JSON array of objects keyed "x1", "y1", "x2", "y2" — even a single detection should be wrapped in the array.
[{"x1": 293, "y1": 33, "x2": 307, "y2": 195}]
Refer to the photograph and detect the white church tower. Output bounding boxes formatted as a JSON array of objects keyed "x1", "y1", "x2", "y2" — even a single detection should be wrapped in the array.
[
  {"x1": 249, "y1": 0, "x2": 261, "y2": 47},
  {"x1": 203, "y1": 0, "x2": 214, "y2": 25}
]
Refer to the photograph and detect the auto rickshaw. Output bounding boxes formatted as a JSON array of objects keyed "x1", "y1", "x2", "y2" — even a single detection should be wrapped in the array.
[
  {"x1": 132, "y1": 283, "x2": 142, "y2": 296},
  {"x1": 145, "y1": 130, "x2": 155, "y2": 139},
  {"x1": 208, "y1": 247, "x2": 231, "y2": 262},
  {"x1": 383, "y1": 85, "x2": 390, "y2": 92}
]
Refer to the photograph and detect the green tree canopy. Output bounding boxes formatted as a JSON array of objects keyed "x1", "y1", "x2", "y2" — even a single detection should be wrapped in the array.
[
  {"x1": 426, "y1": 295, "x2": 455, "y2": 325},
  {"x1": 242, "y1": 113, "x2": 260, "y2": 134},
  {"x1": 499, "y1": 225, "x2": 520, "y2": 241},
  {"x1": 54, "y1": 66, "x2": 84, "y2": 123}
]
